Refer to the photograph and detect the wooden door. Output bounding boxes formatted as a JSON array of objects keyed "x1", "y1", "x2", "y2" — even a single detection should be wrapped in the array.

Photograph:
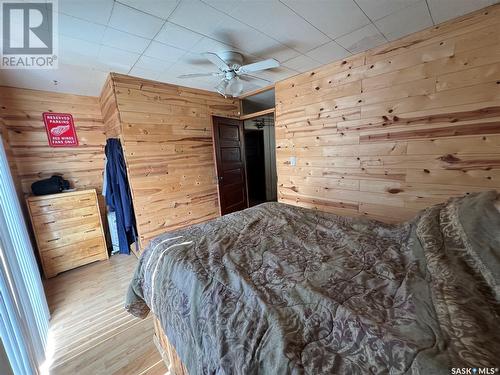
[{"x1": 213, "y1": 117, "x2": 249, "y2": 215}]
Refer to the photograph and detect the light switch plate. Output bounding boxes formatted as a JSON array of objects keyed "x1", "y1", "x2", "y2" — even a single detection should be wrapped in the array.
[{"x1": 290, "y1": 156, "x2": 297, "y2": 166}]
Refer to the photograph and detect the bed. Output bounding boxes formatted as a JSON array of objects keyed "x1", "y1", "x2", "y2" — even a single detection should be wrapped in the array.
[{"x1": 126, "y1": 191, "x2": 500, "y2": 374}]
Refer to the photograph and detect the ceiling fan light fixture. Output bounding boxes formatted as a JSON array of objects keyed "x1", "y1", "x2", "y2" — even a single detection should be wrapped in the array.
[
  {"x1": 192, "y1": 51, "x2": 280, "y2": 97},
  {"x1": 225, "y1": 76, "x2": 243, "y2": 97}
]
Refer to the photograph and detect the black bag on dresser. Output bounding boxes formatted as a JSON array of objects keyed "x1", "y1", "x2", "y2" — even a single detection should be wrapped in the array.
[{"x1": 31, "y1": 175, "x2": 70, "y2": 196}]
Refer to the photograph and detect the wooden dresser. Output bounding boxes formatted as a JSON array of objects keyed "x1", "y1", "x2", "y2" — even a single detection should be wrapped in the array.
[{"x1": 27, "y1": 189, "x2": 108, "y2": 278}]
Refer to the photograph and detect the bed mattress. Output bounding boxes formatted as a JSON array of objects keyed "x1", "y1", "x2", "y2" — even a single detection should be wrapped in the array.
[{"x1": 126, "y1": 191, "x2": 500, "y2": 374}]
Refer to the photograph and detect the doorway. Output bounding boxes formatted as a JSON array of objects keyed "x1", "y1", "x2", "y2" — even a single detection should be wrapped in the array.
[
  {"x1": 244, "y1": 114, "x2": 277, "y2": 207},
  {"x1": 212, "y1": 114, "x2": 277, "y2": 215}
]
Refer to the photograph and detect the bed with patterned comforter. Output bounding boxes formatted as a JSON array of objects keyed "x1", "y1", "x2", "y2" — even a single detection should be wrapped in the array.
[{"x1": 126, "y1": 191, "x2": 500, "y2": 374}]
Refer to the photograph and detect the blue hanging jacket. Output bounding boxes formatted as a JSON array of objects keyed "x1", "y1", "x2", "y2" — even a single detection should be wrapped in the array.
[{"x1": 104, "y1": 138, "x2": 136, "y2": 254}]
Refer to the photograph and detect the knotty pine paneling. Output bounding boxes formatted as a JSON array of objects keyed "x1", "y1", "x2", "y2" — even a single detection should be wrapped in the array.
[
  {"x1": 0, "y1": 86, "x2": 108, "y2": 237},
  {"x1": 275, "y1": 4, "x2": 500, "y2": 223},
  {"x1": 104, "y1": 73, "x2": 240, "y2": 250},
  {"x1": 99, "y1": 75, "x2": 122, "y2": 139}
]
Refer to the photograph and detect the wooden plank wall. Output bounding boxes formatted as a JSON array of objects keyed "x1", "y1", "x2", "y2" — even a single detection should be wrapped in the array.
[
  {"x1": 106, "y1": 73, "x2": 240, "y2": 249},
  {"x1": 99, "y1": 76, "x2": 122, "y2": 139},
  {"x1": 0, "y1": 86, "x2": 108, "y2": 226},
  {"x1": 275, "y1": 4, "x2": 500, "y2": 222}
]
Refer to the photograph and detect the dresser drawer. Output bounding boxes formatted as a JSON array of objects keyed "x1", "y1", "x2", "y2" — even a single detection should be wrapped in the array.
[
  {"x1": 32, "y1": 205, "x2": 97, "y2": 226},
  {"x1": 41, "y1": 238, "x2": 107, "y2": 278},
  {"x1": 28, "y1": 193, "x2": 96, "y2": 216},
  {"x1": 37, "y1": 222, "x2": 102, "y2": 252},
  {"x1": 32, "y1": 207, "x2": 99, "y2": 233}
]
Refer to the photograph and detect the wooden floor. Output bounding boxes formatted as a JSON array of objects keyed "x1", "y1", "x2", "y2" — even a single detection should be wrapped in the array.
[{"x1": 44, "y1": 254, "x2": 166, "y2": 375}]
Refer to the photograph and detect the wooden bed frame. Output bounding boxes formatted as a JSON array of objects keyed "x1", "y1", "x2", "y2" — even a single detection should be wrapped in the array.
[{"x1": 153, "y1": 316, "x2": 189, "y2": 375}]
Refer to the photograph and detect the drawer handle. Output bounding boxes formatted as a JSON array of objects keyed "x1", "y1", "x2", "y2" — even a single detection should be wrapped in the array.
[
  {"x1": 43, "y1": 220, "x2": 56, "y2": 225},
  {"x1": 81, "y1": 198, "x2": 91, "y2": 202},
  {"x1": 47, "y1": 238, "x2": 60, "y2": 242},
  {"x1": 82, "y1": 214, "x2": 93, "y2": 218},
  {"x1": 39, "y1": 204, "x2": 52, "y2": 208},
  {"x1": 84, "y1": 229, "x2": 96, "y2": 234}
]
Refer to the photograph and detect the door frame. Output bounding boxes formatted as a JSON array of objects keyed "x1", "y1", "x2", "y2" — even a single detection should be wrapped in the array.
[
  {"x1": 212, "y1": 109, "x2": 277, "y2": 215},
  {"x1": 212, "y1": 116, "x2": 249, "y2": 216}
]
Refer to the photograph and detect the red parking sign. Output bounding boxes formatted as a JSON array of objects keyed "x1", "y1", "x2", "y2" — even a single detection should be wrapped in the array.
[{"x1": 42, "y1": 112, "x2": 78, "y2": 147}]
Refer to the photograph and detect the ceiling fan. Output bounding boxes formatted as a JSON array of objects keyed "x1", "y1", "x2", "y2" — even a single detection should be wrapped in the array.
[{"x1": 177, "y1": 51, "x2": 280, "y2": 97}]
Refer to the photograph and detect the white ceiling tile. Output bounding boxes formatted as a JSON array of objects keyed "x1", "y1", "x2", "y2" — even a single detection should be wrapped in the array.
[
  {"x1": 49, "y1": 65, "x2": 108, "y2": 96},
  {"x1": 336, "y1": 23, "x2": 386, "y2": 54},
  {"x1": 134, "y1": 55, "x2": 173, "y2": 72},
  {"x1": 0, "y1": 69, "x2": 55, "y2": 93},
  {"x1": 155, "y1": 22, "x2": 204, "y2": 51},
  {"x1": 355, "y1": 0, "x2": 420, "y2": 21},
  {"x1": 169, "y1": 0, "x2": 284, "y2": 61},
  {"x1": 306, "y1": 41, "x2": 351, "y2": 64},
  {"x1": 116, "y1": 0, "x2": 180, "y2": 19},
  {"x1": 189, "y1": 37, "x2": 238, "y2": 55},
  {"x1": 101, "y1": 27, "x2": 150, "y2": 54},
  {"x1": 59, "y1": 35, "x2": 100, "y2": 58},
  {"x1": 169, "y1": 0, "x2": 231, "y2": 37},
  {"x1": 427, "y1": 0, "x2": 495, "y2": 24},
  {"x1": 59, "y1": 13, "x2": 105, "y2": 44},
  {"x1": 203, "y1": 0, "x2": 331, "y2": 53},
  {"x1": 282, "y1": 54, "x2": 321, "y2": 72},
  {"x1": 375, "y1": 1, "x2": 433, "y2": 41},
  {"x1": 59, "y1": 35, "x2": 102, "y2": 67},
  {"x1": 109, "y1": 3, "x2": 165, "y2": 39},
  {"x1": 0, "y1": 62, "x2": 108, "y2": 96},
  {"x1": 202, "y1": 0, "x2": 240, "y2": 12},
  {"x1": 282, "y1": 0, "x2": 370, "y2": 39},
  {"x1": 143, "y1": 41, "x2": 186, "y2": 62},
  {"x1": 58, "y1": 0, "x2": 114, "y2": 25},
  {"x1": 200, "y1": 15, "x2": 297, "y2": 62},
  {"x1": 97, "y1": 45, "x2": 140, "y2": 73},
  {"x1": 129, "y1": 67, "x2": 161, "y2": 81},
  {"x1": 85, "y1": 70, "x2": 110, "y2": 96}
]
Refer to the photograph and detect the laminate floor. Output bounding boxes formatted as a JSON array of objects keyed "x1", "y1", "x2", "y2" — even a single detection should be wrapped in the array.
[{"x1": 44, "y1": 254, "x2": 166, "y2": 375}]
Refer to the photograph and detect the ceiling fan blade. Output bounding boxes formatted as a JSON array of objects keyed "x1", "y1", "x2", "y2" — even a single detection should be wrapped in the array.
[
  {"x1": 203, "y1": 52, "x2": 230, "y2": 71},
  {"x1": 238, "y1": 58, "x2": 280, "y2": 73},
  {"x1": 177, "y1": 73, "x2": 219, "y2": 79},
  {"x1": 239, "y1": 74, "x2": 272, "y2": 84}
]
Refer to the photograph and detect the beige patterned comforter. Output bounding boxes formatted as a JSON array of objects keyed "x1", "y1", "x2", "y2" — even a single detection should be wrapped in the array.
[{"x1": 126, "y1": 191, "x2": 500, "y2": 374}]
